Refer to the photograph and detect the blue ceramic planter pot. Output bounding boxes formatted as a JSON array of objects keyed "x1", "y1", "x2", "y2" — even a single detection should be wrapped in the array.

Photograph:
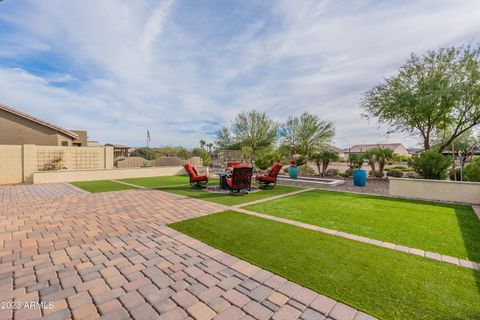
[
  {"x1": 288, "y1": 166, "x2": 299, "y2": 179},
  {"x1": 353, "y1": 169, "x2": 367, "y2": 187}
]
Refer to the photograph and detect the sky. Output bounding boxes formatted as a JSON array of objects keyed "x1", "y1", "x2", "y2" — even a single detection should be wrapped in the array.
[{"x1": 0, "y1": 0, "x2": 479, "y2": 148}]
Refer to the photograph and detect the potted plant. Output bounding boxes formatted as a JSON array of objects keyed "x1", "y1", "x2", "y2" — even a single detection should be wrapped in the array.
[
  {"x1": 349, "y1": 153, "x2": 366, "y2": 187},
  {"x1": 288, "y1": 159, "x2": 299, "y2": 179}
]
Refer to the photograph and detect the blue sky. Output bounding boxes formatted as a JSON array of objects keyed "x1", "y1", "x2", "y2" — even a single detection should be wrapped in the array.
[{"x1": 1, "y1": 0, "x2": 479, "y2": 148}]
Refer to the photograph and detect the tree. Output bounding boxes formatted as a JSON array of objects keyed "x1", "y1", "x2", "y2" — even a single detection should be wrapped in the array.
[
  {"x1": 199, "y1": 139, "x2": 206, "y2": 150},
  {"x1": 216, "y1": 111, "x2": 278, "y2": 158},
  {"x1": 310, "y1": 149, "x2": 339, "y2": 177},
  {"x1": 215, "y1": 127, "x2": 237, "y2": 149},
  {"x1": 372, "y1": 147, "x2": 394, "y2": 178},
  {"x1": 206, "y1": 142, "x2": 214, "y2": 153},
  {"x1": 363, "y1": 149, "x2": 377, "y2": 175},
  {"x1": 362, "y1": 45, "x2": 480, "y2": 152},
  {"x1": 280, "y1": 112, "x2": 335, "y2": 158}
]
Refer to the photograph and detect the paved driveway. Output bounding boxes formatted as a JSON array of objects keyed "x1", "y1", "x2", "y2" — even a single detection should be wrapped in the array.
[{"x1": 0, "y1": 184, "x2": 373, "y2": 320}]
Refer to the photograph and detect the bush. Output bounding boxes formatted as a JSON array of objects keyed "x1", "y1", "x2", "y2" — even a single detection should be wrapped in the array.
[
  {"x1": 390, "y1": 165, "x2": 408, "y2": 170},
  {"x1": 254, "y1": 152, "x2": 274, "y2": 170},
  {"x1": 299, "y1": 165, "x2": 315, "y2": 176},
  {"x1": 410, "y1": 150, "x2": 451, "y2": 180},
  {"x1": 465, "y1": 158, "x2": 480, "y2": 182},
  {"x1": 344, "y1": 168, "x2": 353, "y2": 176},
  {"x1": 200, "y1": 152, "x2": 212, "y2": 167},
  {"x1": 393, "y1": 155, "x2": 410, "y2": 162},
  {"x1": 296, "y1": 156, "x2": 307, "y2": 167},
  {"x1": 387, "y1": 169, "x2": 404, "y2": 178},
  {"x1": 326, "y1": 168, "x2": 339, "y2": 176}
]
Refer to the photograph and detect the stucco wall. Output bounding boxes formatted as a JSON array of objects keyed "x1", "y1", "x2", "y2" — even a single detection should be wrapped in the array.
[
  {"x1": 0, "y1": 108, "x2": 73, "y2": 146},
  {"x1": 0, "y1": 145, "x2": 23, "y2": 184},
  {"x1": 389, "y1": 178, "x2": 480, "y2": 204},
  {"x1": 32, "y1": 166, "x2": 186, "y2": 184},
  {"x1": 0, "y1": 144, "x2": 114, "y2": 184}
]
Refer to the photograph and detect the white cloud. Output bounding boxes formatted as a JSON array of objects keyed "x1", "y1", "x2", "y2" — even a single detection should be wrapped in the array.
[{"x1": 0, "y1": 0, "x2": 479, "y2": 148}]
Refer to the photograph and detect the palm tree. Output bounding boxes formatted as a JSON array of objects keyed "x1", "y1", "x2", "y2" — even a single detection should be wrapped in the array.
[
  {"x1": 206, "y1": 142, "x2": 214, "y2": 153},
  {"x1": 310, "y1": 149, "x2": 339, "y2": 177},
  {"x1": 373, "y1": 147, "x2": 394, "y2": 178},
  {"x1": 199, "y1": 139, "x2": 206, "y2": 150}
]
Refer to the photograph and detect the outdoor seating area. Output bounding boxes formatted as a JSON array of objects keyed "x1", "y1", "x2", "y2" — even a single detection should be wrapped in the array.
[
  {"x1": 2, "y1": 3, "x2": 480, "y2": 318},
  {"x1": 1, "y1": 172, "x2": 479, "y2": 320}
]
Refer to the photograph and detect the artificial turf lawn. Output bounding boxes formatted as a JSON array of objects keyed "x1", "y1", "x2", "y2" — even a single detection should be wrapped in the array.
[
  {"x1": 245, "y1": 189, "x2": 480, "y2": 261},
  {"x1": 160, "y1": 184, "x2": 302, "y2": 206},
  {"x1": 170, "y1": 211, "x2": 480, "y2": 320},
  {"x1": 71, "y1": 180, "x2": 136, "y2": 193},
  {"x1": 119, "y1": 175, "x2": 191, "y2": 188}
]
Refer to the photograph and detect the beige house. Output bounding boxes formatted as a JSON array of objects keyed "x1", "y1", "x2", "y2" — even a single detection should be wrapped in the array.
[
  {"x1": 0, "y1": 103, "x2": 89, "y2": 146},
  {"x1": 345, "y1": 143, "x2": 410, "y2": 157},
  {"x1": 328, "y1": 145, "x2": 346, "y2": 160}
]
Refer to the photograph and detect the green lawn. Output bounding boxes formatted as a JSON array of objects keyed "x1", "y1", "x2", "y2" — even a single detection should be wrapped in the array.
[
  {"x1": 245, "y1": 190, "x2": 480, "y2": 261},
  {"x1": 119, "y1": 175, "x2": 190, "y2": 188},
  {"x1": 160, "y1": 184, "x2": 302, "y2": 206},
  {"x1": 170, "y1": 211, "x2": 480, "y2": 320},
  {"x1": 71, "y1": 180, "x2": 136, "y2": 193}
]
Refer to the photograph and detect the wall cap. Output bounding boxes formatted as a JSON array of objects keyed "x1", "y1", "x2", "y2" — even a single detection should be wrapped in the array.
[{"x1": 389, "y1": 177, "x2": 480, "y2": 186}]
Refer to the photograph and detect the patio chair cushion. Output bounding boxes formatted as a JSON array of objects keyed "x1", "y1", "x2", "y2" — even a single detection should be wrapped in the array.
[
  {"x1": 191, "y1": 174, "x2": 208, "y2": 182},
  {"x1": 256, "y1": 163, "x2": 282, "y2": 185},
  {"x1": 256, "y1": 174, "x2": 276, "y2": 183},
  {"x1": 184, "y1": 163, "x2": 197, "y2": 177},
  {"x1": 192, "y1": 166, "x2": 200, "y2": 176}
]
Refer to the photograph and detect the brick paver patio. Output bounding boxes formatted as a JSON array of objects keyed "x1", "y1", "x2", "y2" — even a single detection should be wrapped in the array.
[{"x1": 0, "y1": 184, "x2": 376, "y2": 320}]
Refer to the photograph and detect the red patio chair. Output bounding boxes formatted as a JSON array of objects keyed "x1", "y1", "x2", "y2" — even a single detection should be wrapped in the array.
[
  {"x1": 256, "y1": 163, "x2": 282, "y2": 188},
  {"x1": 226, "y1": 164, "x2": 253, "y2": 194},
  {"x1": 184, "y1": 163, "x2": 208, "y2": 188}
]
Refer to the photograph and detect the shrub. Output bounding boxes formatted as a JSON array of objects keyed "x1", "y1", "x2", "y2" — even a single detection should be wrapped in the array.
[
  {"x1": 410, "y1": 150, "x2": 451, "y2": 180},
  {"x1": 296, "y1": 156, "x2": 307, "y2": 167},
  {"x1": 390, "y1": 165, "x2": 407, "y2": 170},
  {"x1": 300, "y1": 165, "x2": 315, "y2": 176},
  {"x1": 393, "y1": 155, "x2": 410, "y2": 162},
  {"x1": 254, "y1": 151, "x2": 274, "y2": 170},
  {"x1": 326, "y1": 168, "x2": 339, "y2": 176},
  {"x1": 387, "y1": 169, "x2": 404, "y2": 178},
  {"x1": 200, "y1": 152, "x2": 212, "y2": 167},
  {"x1": 344, "y1": 168, "x2": 353, "y2": 176},
  {"x1": 465, "y1": 158, "x2": 480, "y2": 182}
]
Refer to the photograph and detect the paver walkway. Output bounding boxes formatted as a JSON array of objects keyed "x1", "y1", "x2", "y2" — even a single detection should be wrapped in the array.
[
  {"x1": 0, "y1": 184, "x2": 376, "y2": 320},
  {"x1": 0, "y1": 183, "x2": 86, "y2": 204}
]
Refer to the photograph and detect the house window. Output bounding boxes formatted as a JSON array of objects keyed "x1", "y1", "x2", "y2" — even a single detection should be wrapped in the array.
[{"x1": 61, "y1": 141, "x2": 69, "y2": 147}]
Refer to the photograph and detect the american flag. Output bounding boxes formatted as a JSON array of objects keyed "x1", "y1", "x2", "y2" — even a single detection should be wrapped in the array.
[{"x1": 147, "y1": 130, "x2": 151, "y2": 142}]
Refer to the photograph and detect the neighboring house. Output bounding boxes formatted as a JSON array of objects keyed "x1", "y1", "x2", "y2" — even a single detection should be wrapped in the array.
[
  {"x1": 345, "y1": 143, "x2": 410, "y2": 157},
  {"x1": 87, "y1": 140, "x2": 102, "y2": 147},
  {"x1": 328, "y1": 145, "x2": 346, "y2": 161},
  {"x1": 0, "y1": 103, "x2": 90, "y2": 146},
  {"x1": 407, "y1": 148, "x2": 423, "y2": 157},
  {"x1": 105, "y1": 144, "x2": 134, "y2": 158}
]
